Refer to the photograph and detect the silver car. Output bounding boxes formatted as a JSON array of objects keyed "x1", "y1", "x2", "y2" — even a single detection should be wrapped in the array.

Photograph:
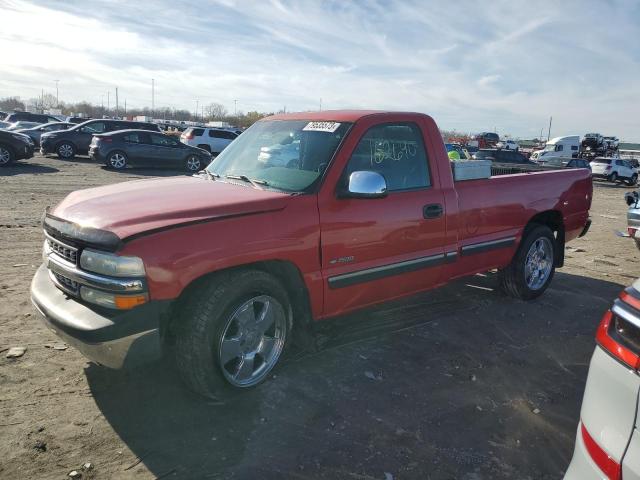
[{"x1": 564, "y1": 279, "x2": 640, "y2": 479}]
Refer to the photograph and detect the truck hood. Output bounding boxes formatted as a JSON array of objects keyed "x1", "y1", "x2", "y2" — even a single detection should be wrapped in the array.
[{"x1": 50, "y1": 176, "x2": 292, "y2": 241}]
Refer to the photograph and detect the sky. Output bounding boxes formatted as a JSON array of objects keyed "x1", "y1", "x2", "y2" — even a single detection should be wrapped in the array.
[{"x1": 1, "y1": 0, "x2": 639, "y2": 140}]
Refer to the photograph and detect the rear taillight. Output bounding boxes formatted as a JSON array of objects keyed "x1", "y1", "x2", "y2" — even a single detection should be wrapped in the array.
[
  {"x1": 629, "y1": 227, "x2": 637, "y2": 238},
  {"x1": 183, "y1": 133, "x2": 194, "y2": 140},
  {"x1": 100, "y1": 137, "x2": 113, "y2": 143},
  {"x1": 596, "y1": 288, "x2": 640, "y2": 369},
  {"x1": 581, "y1": 422, "x2": 622, "y2": 480}
]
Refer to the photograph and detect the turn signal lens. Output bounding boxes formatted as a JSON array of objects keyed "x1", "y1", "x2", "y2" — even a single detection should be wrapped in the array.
[{"x1": 114, "y1": 294, "x2": 148, "y2": 310}]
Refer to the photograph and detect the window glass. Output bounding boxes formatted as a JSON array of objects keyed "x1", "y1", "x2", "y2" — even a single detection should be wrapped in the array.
[
  {"x1": 150, "y1": 134, "x2": 178, "y2": 146},
  {"x1": 81, "y1": 122, "x2": 105, "y2": 133},
  {"x1": 124, "y1": 133, "x2": 141, "y2": 143},
  {"x1": 555, "y1": 144, "x2": 563, "y2": 151},
  {"x1": 344, "y1": 123, "x2": 430, "y2": 191},
  {"x1": 571, "y1": 145, "x2": 578, "y2": 151}
]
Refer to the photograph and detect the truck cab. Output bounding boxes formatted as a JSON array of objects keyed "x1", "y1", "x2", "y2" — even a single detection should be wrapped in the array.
[{"x1": 530, "y1": 135, "x2": 581, "y2": 163}]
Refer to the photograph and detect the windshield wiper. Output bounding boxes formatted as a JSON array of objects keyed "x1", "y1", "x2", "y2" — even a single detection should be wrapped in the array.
[
  {"x1": 225, "y1": 174, "x2": 268, "y2": 189},
  {"x1": 198, "y1": 170, "x2": 219, "y2": 180}
]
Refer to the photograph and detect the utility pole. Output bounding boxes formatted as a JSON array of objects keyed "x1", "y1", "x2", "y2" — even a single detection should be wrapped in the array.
[
  {"x1": 547, "y1": 116, "x2": 553, "y2": 142},
  {"x1": 107, "y1": 91, "x2": 110, "y2": 114},
  {"x1": 195, "y1": 100, "x2": 199, "y2": 122},
  {"x1": 234, "y1": 99, "x2": 238, "y2": 117},
  {"x1": 54, "y1": 80, "x2": 59, "y2": 107},
  {"x1": 101, "y1": 95, "x2": 104, "y2": 110},
  {"x1": 41, "y1": 88, "x2": 44, "y2": 113},
  {"x1": 540, "y1": 128, "x2": 544, "y2": 142},
  {"x1": 124, "y1": 99, "x2": 127, "y2": 115},
  {"x1": 151, "y1": 78, "x2": 155, "y2": 115},
  {"x1": 319, "y1": 98, "x2": 322, "y2": 111},
  {"x1": 115, "y1": 87, "x2": 119, "y2": 118}
]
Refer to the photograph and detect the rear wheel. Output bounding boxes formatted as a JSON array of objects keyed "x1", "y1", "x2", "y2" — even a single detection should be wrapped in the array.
[
  {"x1": 628, "y1": 174, "x2": 638, "y2": 186},
  {"x1": 0, "y1": 144, "x2": 15, "y2": 166},
  {"x1": 175, "y1": 270, "x2": 291, "y2": 399},
  {"x1": 185, "y1": 155, "x2": 202, "y2": 173},
  {"x1": 609, "y1": 172, "x2": 618, "y2": 183},
  {"x1": 57, "y1": 142, "x2": 75, "y2": 159},
  {"x1": 499, "y1": 225, "x2": 556, "y2": 300},
  {"x1": 107, "y1": 151, "x2": 127, "y2": 169}
]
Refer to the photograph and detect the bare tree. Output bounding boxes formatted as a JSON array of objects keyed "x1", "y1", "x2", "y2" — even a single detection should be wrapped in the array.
[
  {"x1": 0, "y1": 96, "x2": 26, "y2": 111},
  {"x1": 204, "y1": 102, "x2": 227, "y2": 120}
]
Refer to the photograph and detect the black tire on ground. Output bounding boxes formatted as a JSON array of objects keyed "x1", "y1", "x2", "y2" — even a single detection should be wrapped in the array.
[
  {"x1": 498, "y1": 224, "x2": 556, "y2": 300},
  {"x1": 609, "y1": 172, "x2": 618, "y2": 183},
  {"x1": 0, "y1": 144, "x2": 15, "y2": 166},
  {"x1": 56, "y1": 142, "x2": 76, "y2": 159},
  {"x1": 174, "y1": 270, "x2": 292, "y2": 399},
  {"x1": 197, "y1": 144, "x2": 211, "y2": 153},
  {"x1": 185, "y1": 154, "x2": 202, "y2": 173},
  {"x1": 635, "y1": 239, "x2": 640, "y2": 251},
  {"x1": 107, "y1": 151, "x2": 128, "y2": 170},
  {"x1": 628, "y1": 174, "x2": 638, "y2": 186}
]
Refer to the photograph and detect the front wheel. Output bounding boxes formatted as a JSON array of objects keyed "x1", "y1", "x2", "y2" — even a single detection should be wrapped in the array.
[
  {"x1": 175, "y1": 270, "x2": 291, "y2": 399},
  {"x1": 0, "y1": 144, "x2": 15, "y2": 166},
  {"x1": 498, "y1": 225, "x2": 556, "y2": 300},
  {"x1": 57, "y1": 142, "x2": 76, "y2": 159},
  {"x1": 185, "y1": 155, "x2": 202, "y2": 173}
]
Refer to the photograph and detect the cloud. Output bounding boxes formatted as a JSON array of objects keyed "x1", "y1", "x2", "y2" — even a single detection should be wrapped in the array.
[{"x1": 0, "y1": 0, "x2": 639, "y2": 139}]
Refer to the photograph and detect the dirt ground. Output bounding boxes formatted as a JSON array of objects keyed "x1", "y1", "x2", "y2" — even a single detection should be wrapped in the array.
[{"x1": 1, "y1": 154, "x2": 639, "y2": 480}]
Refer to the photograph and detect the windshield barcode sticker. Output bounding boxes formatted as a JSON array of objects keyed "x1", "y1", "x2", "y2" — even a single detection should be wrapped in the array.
[{"x1": 303, "y1": 121, "x2": 341, "y2": 133}]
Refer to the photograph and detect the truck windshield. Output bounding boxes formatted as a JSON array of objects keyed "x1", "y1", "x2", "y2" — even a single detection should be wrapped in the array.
[
  {"x1": 207, "y1": 120, "x2": 352, "y2": 192},
  {"x1": 543, "y1": 144, "x2": 556, "y2": 151}
]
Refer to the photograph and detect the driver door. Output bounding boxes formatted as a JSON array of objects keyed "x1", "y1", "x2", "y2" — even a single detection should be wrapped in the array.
[{"x1": 319, "y1": 121, "x2": 447, "y2": 317}]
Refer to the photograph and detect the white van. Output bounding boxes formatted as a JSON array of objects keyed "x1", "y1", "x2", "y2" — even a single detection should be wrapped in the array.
[{"x1": 530, "y1": 135, "x2": 580, "y2": 163}]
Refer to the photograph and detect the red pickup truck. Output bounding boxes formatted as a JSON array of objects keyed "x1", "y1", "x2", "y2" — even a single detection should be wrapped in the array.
[{"x1": 31, "y1": 111, "x2": 592, "y2": 398}]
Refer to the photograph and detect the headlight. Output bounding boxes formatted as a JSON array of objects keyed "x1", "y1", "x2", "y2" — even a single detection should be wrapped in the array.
[{"x1": 80, "y1": 249, "x2": 145, "y2": 277}]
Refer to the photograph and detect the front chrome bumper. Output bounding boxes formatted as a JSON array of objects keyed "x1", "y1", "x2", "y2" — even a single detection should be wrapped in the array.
[{"x1": 31, "y1": 264, "x2": 167, "y2": 368}]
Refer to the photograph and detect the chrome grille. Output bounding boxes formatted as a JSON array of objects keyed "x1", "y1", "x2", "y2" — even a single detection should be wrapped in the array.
[
  {"x1": 51, "y1": 271, "x2": 79, "y2": 295},
  {"x1": 46, "y1": 234, "x2": 78, "y2": 265}
]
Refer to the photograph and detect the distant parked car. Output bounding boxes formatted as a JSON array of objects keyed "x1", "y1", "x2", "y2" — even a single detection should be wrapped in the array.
[
  {"x1": 564, "y1": 279, "x2": 640, "y2": 479},
  {"x1": 180, "y1": 127, "x2": 238, "y2": 155},
  {"x1": 591, "y1": 157, "x2": 637, "y2": 185},
  {"x1": 0, "y1": 130, "x2": 35, "y2": 166},
  {"x1": 89, "y1": 129, "x2": 212, "y2": 172},
  {"x1": 6, "y1": 121, "x2": 43, "y2": 131},
  {"x1": 496, "y1": 139, "x2": 519, "y2": 151},
  {"x1": 66, "y1": 116, "x2": 91, "y2": 124},
  {"x1": 4, "y1": 111, "x2": 59, "y2": 124},
  {"x1": 625, "y1": 190, "x2": 640, "y2": 250},
  {"x1": 542, "y1": 157, "x2": 592, "y2": 171},
  {"x1": 473, "y1": 148, "x2": 533, "y2": 164},
  {"x1": 17, "y1": 122, "x2": 73, "y2": 147},
  {"x1": 40, "y1": 119, "x2": 161, "y2": 159}
]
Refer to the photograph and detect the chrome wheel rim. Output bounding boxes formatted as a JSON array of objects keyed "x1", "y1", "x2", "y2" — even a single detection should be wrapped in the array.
[
  {"x1": 0, "y1": 147, "x2": 10, "y2": 165},
  {"x1": 524, "y1": 237, "x2": 553, "y2": 290},
  {"x1": 59, "y1": 144, "x2": 73, "y2": 158},
  {"x1": 218, "y1": 295, "x2": 286, "y2": 387},
  {"x1": 110, "y1": 153, "x2": 126, "y2": 168},
  {"x1": 186, "y1": 156, "x2": 201, "y2": 171}
]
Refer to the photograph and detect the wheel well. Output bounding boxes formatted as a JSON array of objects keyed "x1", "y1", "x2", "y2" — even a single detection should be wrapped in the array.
[
  {"x1": 0, "y1": 142, "x2": 15, "y2": 155},
  {"x1": 197, "y1": 144, "x2": 211, "y2": 152},
  {"x1": 525, "y1": 210, "x2": 565, "y2": 267},
  {"x1": 164, "y1": 260, "x2": 317, "y2": 350}
]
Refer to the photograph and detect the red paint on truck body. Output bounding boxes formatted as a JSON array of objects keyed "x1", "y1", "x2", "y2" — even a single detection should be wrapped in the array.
[{"x1": 50, "y1": 111, "x2": 592, "y2": 320}]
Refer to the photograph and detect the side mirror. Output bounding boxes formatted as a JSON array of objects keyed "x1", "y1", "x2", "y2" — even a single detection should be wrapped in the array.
[{"x1": 345, "y1": 171, "x2": 387, "y2": 199}]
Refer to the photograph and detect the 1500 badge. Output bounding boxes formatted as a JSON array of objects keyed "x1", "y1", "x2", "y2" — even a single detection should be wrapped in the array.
[{"x1": 329, "y1": 256, "x2": 355, "y2": 265}]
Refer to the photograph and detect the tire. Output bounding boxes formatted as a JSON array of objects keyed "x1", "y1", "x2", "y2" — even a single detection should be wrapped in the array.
[
  {"x1": 185, "y1": 154, "x2": 202, "y2": 173},
  {"x1": 107, "y1": 151, "x2": 127, "y2": 169},
  {"x1": 56, "y1": 142, "x2": 76, "y2": 159},
  {"x1": 197, "y1": 144, "x2": 211, "y2": 153},
  {"x1": 0, "y1": 144, "x2": 15, "y2": 166},
  {"x1": 609, "y1": 172, "x2": 618, "y2": 183},
  {"x1": 628, "y1": 174, "x2": 638, "y2": 186},
  {"x1": 175, "y1": 270, "x2": 292, "y2": 399},
  {"x1": 498, "y1": 225, "x2": 556, "y2": 300}
]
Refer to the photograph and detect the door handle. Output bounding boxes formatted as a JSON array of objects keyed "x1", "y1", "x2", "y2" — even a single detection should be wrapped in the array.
[{"x1": 423, "y1": 203, "x2": 443, "y2": 219}]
